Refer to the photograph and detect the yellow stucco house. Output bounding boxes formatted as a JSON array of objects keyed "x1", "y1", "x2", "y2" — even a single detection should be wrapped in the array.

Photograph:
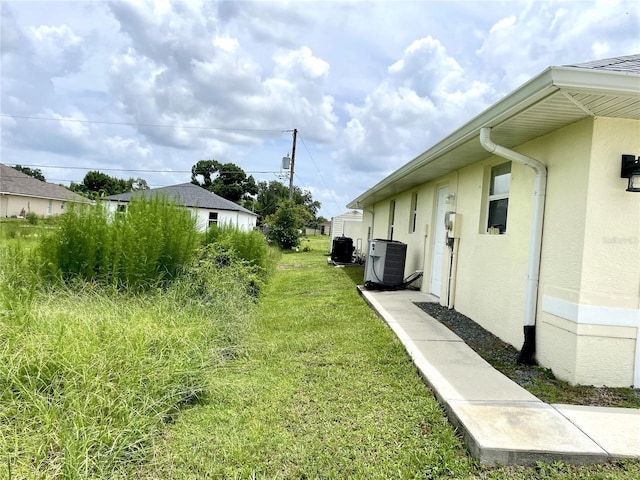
[
  {"x1": 348, "y1": 55, "x2": 640, "y2": 388},
  {"x1": 0, "y1": 163, "x2": 90, "y2": 217}
]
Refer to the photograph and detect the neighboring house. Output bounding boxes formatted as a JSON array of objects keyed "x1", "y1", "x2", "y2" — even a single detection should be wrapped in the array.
[
  {"x1": 105, "y1": 182, "x2": 258, "y2": 233},
  {"x1": 305, "y1": 221, "x2": 332, "y2": 236},
  {"x1": 347, "y1": 54, "x2": 640, "y2": 388},
  {"x1": 319, "y1": 220, "x2": 332, "y2": 236},
  {"x1": 303, "y1": 221, "x2": 332, "y2": 237},
  {"x1": 0, "y1": 163, "x2": 90, "y2": 217}
]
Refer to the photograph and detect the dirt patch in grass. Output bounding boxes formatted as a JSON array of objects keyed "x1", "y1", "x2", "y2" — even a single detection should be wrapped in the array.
[
  {"x1": 415, "y1": 302, "x2": 640, "y2": 409},
  {"x1": 277, "y1": 263, "x2": 306, "y2": 269}
]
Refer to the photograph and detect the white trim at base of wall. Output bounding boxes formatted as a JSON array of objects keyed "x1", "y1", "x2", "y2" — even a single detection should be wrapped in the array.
[
  {"x1": 541, "y1": 295, "x2": 640, "y2": 388},
  {"x1": 541, "y1": 296, "x2": 639, "y2": 327}
]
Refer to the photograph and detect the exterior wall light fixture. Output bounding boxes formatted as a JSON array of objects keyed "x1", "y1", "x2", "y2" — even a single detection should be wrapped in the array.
[{"x1": 621, "y1": 154, "x2": 640, "y2": 192}]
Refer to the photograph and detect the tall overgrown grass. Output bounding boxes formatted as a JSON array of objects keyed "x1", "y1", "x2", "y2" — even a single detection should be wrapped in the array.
[
  {"x1": 39, "y1": 196, "x2": 199, "y2": 291},
  {"x1": 203, "y1": 223, "x2": 274, "y2": 272},
  {"x1": 0, "y1": 204, "x2": 276, "y2": 478},
  {"x1": 0, "y1": 244, "x2": 261, "y2": 478}
]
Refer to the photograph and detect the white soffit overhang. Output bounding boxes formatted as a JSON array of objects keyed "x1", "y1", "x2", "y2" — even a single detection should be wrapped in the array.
[{"x1": 347, "y1": 66, "x2": 640, "y2": 209}]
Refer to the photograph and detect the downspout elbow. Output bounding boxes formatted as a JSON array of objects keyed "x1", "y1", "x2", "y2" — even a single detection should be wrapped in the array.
[
  {"x1": 479, "y1": 127, "x2": 547, "y2": 366},
  {"x1": 479, "y1": 127, "x2": 498, "y2": 154},
  {"x1": 480, "y1": 128, "x2": 546, "y2": 176}
]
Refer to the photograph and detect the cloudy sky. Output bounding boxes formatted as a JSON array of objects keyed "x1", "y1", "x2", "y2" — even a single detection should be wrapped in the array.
[{"x1": 2, "y1": 0, "x2": 639, "y2": 218}]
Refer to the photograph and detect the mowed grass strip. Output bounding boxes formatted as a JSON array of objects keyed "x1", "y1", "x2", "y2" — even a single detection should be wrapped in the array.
[
  {"x1": 141, "y1": 237, "x2": 472, "y2": 478},
  {"x1": 140, "y1": 236, "x2": 640, "y2": 479}
]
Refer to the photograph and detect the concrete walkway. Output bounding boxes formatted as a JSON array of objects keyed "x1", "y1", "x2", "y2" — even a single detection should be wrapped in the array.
[{"x1": 358, "y1": 287, "x2": 640, "y2": 466}]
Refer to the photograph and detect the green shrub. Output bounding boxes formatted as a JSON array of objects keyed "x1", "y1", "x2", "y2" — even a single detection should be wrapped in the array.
[
  {"x1": 177, "y1": 242, "x2": 266, "y2": 299},
  {"x1": 39, "y1": 196, "x2": 199, "y2": 291},
  {"x1": 265, "y1": 199, "x2": 312, "y2": 249},
  {"x1": 25, "y1": 211, "x2": 39, "y2": 225},
  {"x1": 203, "y1": 223, "x2": 275, "y2": 282}
]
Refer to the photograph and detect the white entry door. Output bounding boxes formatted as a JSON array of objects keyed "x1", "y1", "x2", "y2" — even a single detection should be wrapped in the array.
[{"x1": 430, "y1": 187, "x2": 448, "y2": 296}]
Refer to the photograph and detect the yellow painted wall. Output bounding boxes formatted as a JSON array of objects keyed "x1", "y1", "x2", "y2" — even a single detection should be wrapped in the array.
[
  {"x1": 449, "y1": 159, "x2": 533, "y2": 348},
  {"x1": 2, "y1": 194, "x2": 67, "y2": 217},
  {"x1": 581, "y1": 117, "x2": 640, "y2": 308},
  {"x1": 364, "y1": 117, "x2": 639, "y2": 387},
  {"x1": 536, "y1": 117, "x2": 639, "y2": 386},
  {"x1": 535, "y1": 119, "x2": 592, "y2": 383},
  {"x1": 365, "y1": 182, "x2": 439, "y2": 289}
]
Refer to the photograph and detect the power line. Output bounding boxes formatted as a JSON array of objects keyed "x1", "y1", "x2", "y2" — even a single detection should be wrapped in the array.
[
  {"x1": 297, "y1": 134, "x2": 342, "y2": 213},
  {"x1": 0, "y1": 113, "x2": 288, "y2": 133},
  {"x1": 8, "y1": 163, "x2": 279, "y2": 175}
]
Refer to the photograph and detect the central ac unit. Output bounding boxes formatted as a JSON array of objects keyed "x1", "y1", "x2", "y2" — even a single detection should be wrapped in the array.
[{"x1": 364, "y1": 239, "x2": 407, "y2": 287}]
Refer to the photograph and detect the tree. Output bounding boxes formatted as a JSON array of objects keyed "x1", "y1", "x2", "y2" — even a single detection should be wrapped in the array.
[
  {"x1": 14, "y1": 165, "x2": 46, "y2": 182},
  {"x1": 292, "y1": 188, "x2": 321, "y2": 219},
  {"x1": 129, "y1": 177, "x2": 149, "y2": 191},
  {"x1": 69, "y1": 171, "x2": 149, "y2": 198},
  {"x1": 254, "y1": 180, "x2": 289, "y2": 220},
  {"x1": 265, "y1": 199, "x2": 313, "y2": 249},
  {"x1": 191, "y1": 159, "x2": 258, "y2": 204},
  {"x1": 254, "y1": 180, "x2": 321, "y2": 227}
]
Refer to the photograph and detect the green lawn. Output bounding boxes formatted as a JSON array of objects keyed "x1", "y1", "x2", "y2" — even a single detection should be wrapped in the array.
[
  {"x1": 0, "y1": 217, "x2": 56, "y2": 246},
  {"x1": 138, "y1": 236, "x2": 640, "y2": 479}
]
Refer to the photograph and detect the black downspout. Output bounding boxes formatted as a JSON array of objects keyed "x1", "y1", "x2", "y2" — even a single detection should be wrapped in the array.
[{"x1": 517, "y1": 325, "x2": 537, "y2": 365}]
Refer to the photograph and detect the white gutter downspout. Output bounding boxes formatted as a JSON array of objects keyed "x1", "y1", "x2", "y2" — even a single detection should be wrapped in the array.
[{"x1": 479, "y1": 127, "x2": 547, "y2": 365}]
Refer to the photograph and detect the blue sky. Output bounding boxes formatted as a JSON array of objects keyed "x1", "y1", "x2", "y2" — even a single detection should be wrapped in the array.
[{"x1": 2, "y1": 0, "x2": 639, "y2": 218}]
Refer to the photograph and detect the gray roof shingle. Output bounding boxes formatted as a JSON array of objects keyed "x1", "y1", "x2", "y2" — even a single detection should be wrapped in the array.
[
  {"x1": 105, "y1": 182, "x2": 257, "y2": 216},
  {"x1": 0, "y1": 163, "x2": 89, "y2": 203},
  {"x1": 564, "y1": 54, "x2": 640, "y2": 74}
]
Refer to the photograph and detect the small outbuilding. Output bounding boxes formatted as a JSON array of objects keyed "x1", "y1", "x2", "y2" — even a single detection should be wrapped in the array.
[{"x1": 330, "y1": 210, "x2": 364, "y2": 257}]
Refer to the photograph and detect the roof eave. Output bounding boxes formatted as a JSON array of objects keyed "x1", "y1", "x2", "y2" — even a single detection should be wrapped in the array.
[
  {"x1": 0, "y1": 190, "x2": 91, "y2": 203},
  {"x1": 347, "y1": 66, "x2": 640, "y2": 209},
  {"x1": 347, "y1": 69, "x2": 556, "y2": 209},
  {"x1": 550, "y1": 66, "x2": 640, "y2": 96}
]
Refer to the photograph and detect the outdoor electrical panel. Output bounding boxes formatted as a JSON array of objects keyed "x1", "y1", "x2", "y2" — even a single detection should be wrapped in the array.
[
  {"x1": 444, "y1": 212, "x2": 461, "y2": 239},
  {"x1": 364, "y1": 239, "x2": 407, "y2": 287}
]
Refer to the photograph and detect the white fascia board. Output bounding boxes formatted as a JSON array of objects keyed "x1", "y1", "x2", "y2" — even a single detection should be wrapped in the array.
[{"x1": 550, "y1": 67, "x2": 640, "y2": 96}]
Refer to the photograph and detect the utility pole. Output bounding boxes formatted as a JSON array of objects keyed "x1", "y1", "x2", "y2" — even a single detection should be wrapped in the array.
[{"x1": 288, "y1": 128, "x2": 297, "y2": 200}]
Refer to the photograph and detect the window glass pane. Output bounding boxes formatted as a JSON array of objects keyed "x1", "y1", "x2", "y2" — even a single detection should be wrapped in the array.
[
  {"x1": 410, "y1": 193, "x2": 418, "y2": 233},
  {"x1": 388, "y1": 200, "x2": 396, "y2": 240},
  {"x1": 490, "y1": 163, "x2": 511, "y2": 195},
  {"x1": 488, "y1": 198, "x2": 508, "y2": 233}
]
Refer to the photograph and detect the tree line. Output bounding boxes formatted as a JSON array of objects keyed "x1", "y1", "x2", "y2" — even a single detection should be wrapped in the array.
[{"x1": 14, "y1": 161, "x2": 327, "y2": 243}]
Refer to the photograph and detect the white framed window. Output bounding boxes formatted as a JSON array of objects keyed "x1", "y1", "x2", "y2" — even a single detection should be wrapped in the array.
[
  {"x1": 486, "y1": 162, "x2": 511, "y2": 234},
  {"x1": 409, "y1": 192, "x2": 418, "y2": 234},
  {"x1": 208, "y1": 211, "x2": 219, "y2": 227}
]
